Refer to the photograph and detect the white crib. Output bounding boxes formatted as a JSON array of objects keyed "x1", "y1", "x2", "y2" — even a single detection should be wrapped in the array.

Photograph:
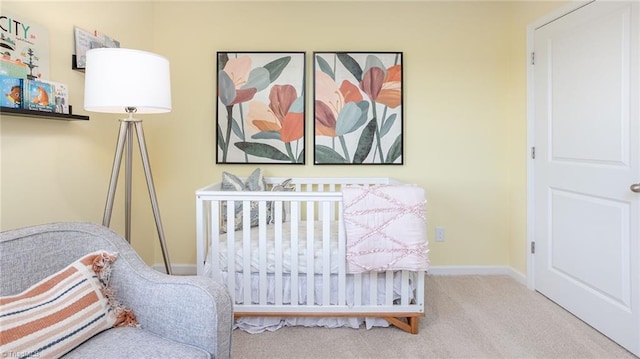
[{"x1": 195, "y1": 177, "x2": 426, "y2": 334}]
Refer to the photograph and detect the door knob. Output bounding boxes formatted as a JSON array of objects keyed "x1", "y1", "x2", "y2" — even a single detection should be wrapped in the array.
[{"x1": 631, "y1": 183, "x2": 640, "y2": 193}]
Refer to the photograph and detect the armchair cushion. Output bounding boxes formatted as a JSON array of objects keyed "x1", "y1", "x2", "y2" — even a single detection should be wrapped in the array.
[
  {"x1": 63, "y1": 327, "x2": 209, "y2": 359},
  {"x1": 0, "y1": 251, "x2": 137, "y2": 359}
]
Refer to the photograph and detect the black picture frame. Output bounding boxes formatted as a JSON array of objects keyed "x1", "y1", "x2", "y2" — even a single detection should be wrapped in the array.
[
  {"x1": 216, "y1": 51, "x2": 306, "y2": 164},
  {"x1": 313, "y1": 51, "x2": 403, "y2": 165}
]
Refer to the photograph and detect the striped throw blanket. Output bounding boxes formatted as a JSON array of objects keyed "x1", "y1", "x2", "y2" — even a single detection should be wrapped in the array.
[{"x1": 342, "y1": 184, "x2": 429, "y2": 273}]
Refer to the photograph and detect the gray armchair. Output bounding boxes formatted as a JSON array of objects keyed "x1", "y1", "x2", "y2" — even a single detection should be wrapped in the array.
[{"x1": 0, "y1": 222, "x2": 233, "y2": 359}]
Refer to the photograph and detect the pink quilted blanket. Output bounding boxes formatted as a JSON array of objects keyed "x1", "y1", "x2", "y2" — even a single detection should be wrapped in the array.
[{"x1": 342, "y1": 184, "x2": 429, "y2": 273}]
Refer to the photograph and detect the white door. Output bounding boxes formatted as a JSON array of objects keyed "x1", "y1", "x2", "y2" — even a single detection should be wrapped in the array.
[{"x1": 533, "y1": 1, "x2": 639, "y2": 355}]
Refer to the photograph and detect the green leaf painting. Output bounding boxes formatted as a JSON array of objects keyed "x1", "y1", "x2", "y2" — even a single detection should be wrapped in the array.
[
  {"x1": 216, "y1": 52, "x2": 306, "y2": 164},
  {"x1": 314, "y1": 52, "x2": 403, "y2": 165},
  {"x1": 263, "y1": 57, "x2": 292, "y2": 82},
  {"x1": 315, "y1": 145, "x2": 348, "y2": 164},
  {"x1": 316, "y1": 56, "x2": 335, "y2": 80},
  {"x1": 337, "y1": 53, "x2": 363, "y2": 82},
  {"x1": 234, "y1": 142, "x2": 291, "y2": 161}
]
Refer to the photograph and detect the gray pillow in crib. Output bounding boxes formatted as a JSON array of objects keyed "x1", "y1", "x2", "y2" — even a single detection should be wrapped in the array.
[
  {"x1": 220, "y1": 168, "x2": 267, "y2": 233},
  {"x1": 266, "y1": 178, "x2": 295, "y2": 224}
]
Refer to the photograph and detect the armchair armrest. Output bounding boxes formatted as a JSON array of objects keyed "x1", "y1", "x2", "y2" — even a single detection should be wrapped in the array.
[
  {"x1": 106, "y1": 240, "x2": 233, "y2": 359},
  {"x1": 114, "y1": 271, "x2": 232, "y2": 358}
]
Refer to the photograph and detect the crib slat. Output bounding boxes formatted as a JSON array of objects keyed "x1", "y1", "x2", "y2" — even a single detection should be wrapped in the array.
[
  {"x1": 226, "y1": 202, "x2": 235, "y2": 303},
  {"x1": 313, "y1": 184, "x2": 322, "y2": 223},
  {"x1": 274, "y1": 200, "x2": 283, "y2": 306},
  {"x1": 242, "y1": 201, "x2": 251, "y2": 306},
  {"x1": 207, "y1": 201, "x2": 222, "y2": 282},
  {"x1": 337, "y1": 201, "x2": 346, "y2": 306},
  {"x1": 385, "y1": 271, "x2": 394, "y2": 306},
  {"x1": 369, "y1": 272, "x2": 377, "y2": 306},
  {"x1": 290, "y1": 201, "x2": 299, "y2": 306},
  {"x1": 209, "y1": 200, "x2": 222, "y2": 282},
  {"x1": 306, "y1": 201, "x2": 314, "y2": 306},
  {"x1": 401, "y1": 270, "x2": 409, "y2": 306},
  {"x1": 258, "y1": 201, "x2": 267, "y2": 305},
  {"x1": 196, "y1": 196, "x2": 205, "y2": 275},
  {"x1": 354, "y1": 273, "x2": 362, "y2": 307},
  {"x1": 322, "y1": 201, "x2": 331, "y2": 306},
  {"x1": 417, "y1": 271, "x2": 425, "y2": 308},
  {"x1": 329, "y1": 183, "x2": 337, "y2": 224},
  {"x1": 224, "y1": 200, "x2": 235, "y2": 300}
]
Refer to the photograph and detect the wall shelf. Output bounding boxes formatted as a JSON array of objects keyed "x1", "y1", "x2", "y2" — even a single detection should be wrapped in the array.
[{"x1": 0, "y1": 107, "x2": 89, "y2": 121}]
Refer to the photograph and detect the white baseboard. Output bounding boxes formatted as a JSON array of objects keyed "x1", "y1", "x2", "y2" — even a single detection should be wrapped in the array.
[
  {"x1": 428, "y1": 265, "x2": 527, "y2": 286},
  {"x1": 153, "y1": 263, "x2": 527, "y2": 285}
]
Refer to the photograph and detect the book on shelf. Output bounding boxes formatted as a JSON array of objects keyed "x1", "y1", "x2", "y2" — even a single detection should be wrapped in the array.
[
  {"x1": 23, "y1": 79, "x2": 55, "y2": 113},
  {"x1": 0, "y1": 75, "x2": 22, "y2": 108},
  {"x1": 43, "y1": 80, "x2": 69, "y2": 114},
  {"x1": 0, "y1": 11, "x2": 50, "y2": 80}
]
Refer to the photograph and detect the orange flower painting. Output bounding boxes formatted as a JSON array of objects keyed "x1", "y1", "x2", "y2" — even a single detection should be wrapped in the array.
[
  {"x1": 314, "y1": 52, "x2": 403, "y2": 165},
  {"x1": 217, "y1": 52, "x2": 305, "y2": 164}
]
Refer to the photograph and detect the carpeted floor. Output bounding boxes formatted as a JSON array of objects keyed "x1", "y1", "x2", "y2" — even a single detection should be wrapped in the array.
[{"x1": 231, "y1": 275, "x2": 636, "y2": 359}]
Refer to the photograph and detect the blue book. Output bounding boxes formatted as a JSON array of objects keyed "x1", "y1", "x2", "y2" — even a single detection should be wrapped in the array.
[
  {"x1": 0, "y1": 75, "x2": 22, "y2": 108},
  {"x1": 23, "y1": 79, "x2": 55, "y2": 112}
]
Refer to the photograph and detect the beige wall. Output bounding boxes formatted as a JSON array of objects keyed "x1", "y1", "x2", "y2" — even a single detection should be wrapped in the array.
[
  {"x1": 1, "y1": 1, "x2": 159, "y2": 262},
  {"x1": 1, "y1": 1, "x2": 564, "y2": 274}
]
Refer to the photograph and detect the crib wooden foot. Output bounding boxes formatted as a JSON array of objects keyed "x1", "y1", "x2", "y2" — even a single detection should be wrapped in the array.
[{"x1": 383, "y1": 316, "x2": 420, "y2": 334}]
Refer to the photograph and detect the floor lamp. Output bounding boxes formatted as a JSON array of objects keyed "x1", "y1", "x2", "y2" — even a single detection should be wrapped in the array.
[{"x1": 84, "y1": 48, "x2": 172, "y2": 274}]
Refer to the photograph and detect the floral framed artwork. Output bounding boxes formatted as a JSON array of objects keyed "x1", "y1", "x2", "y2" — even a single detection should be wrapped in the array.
[
  {"x1": 216, "y1": 52, "x2": 306, "y2": 164},
  {"x1": 313, "y1": 52, "x2": 403, "y2": 165}
]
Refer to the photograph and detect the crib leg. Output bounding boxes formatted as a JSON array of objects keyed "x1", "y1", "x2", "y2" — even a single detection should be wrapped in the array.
[
  {"x1": 409, "y1": 316, "x2": 419, "y2": 334},
  {"x1": 383, "y1": 316, "x2": 420, "y2": 334}
]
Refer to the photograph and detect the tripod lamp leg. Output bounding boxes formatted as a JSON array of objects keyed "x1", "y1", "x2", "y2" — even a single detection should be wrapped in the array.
[
  {"x1": 134, "y1": 121, "x2": 172, "y2": 275},
  {"x1": 103, "y1": 120, "x2": 129, "y2": 230}
]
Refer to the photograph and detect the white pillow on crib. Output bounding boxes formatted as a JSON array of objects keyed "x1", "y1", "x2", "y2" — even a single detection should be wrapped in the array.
[{"x1": 220, "y1": 168, "x2": 267, "y2": 232}]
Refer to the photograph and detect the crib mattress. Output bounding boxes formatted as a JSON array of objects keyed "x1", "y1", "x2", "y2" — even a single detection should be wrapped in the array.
[{"x1": 214, "y1": 221, "x2": 341, "y2": 274}]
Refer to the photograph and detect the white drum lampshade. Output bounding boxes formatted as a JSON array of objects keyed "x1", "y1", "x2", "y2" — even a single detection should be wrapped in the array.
[{"x1": 84, "y1": 48, "x2": 171, "y2": 114}]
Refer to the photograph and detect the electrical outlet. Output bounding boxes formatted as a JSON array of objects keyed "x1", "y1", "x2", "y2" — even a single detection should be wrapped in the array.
[{"x1": 435, "y1": 227, "x2": 445, "y2": 242}]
